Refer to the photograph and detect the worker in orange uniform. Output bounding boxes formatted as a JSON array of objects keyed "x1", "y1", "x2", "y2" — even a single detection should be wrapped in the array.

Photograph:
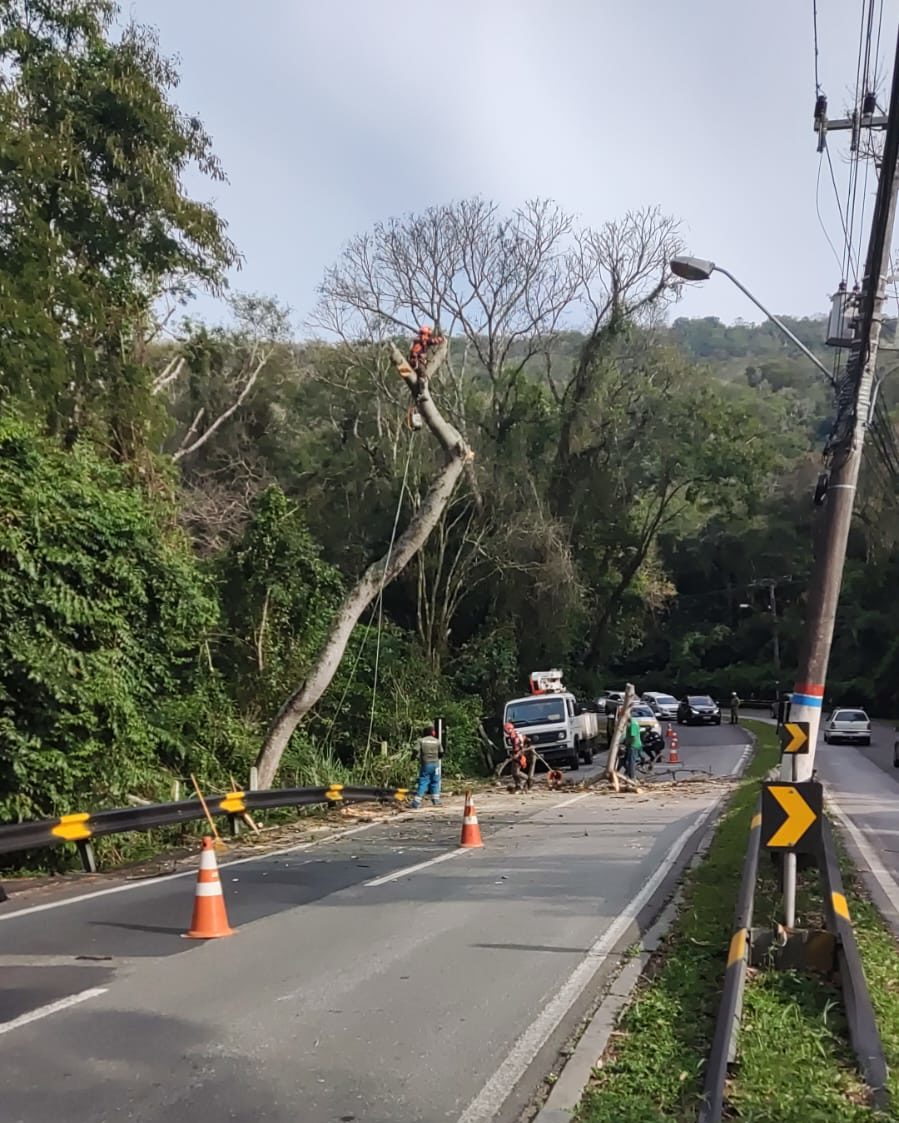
[
  {"x1": 503, "y1": 722, "x2": 534, "y2": 791},
  {"x1": 409, "y1": 326, "x2": 444, "y2": 374}
]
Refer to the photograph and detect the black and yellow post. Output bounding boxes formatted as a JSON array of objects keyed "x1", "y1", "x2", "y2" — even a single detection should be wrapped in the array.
[{"x1": 697, "y1": 802, "x2": 761, "y2": 1123}]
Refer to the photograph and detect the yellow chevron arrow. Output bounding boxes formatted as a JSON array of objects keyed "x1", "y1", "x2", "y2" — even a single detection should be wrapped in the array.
[
  {"x1": 767, "y1": 785, "x2": 817, "y2": 847},
  {"x1": 781, "y1": 722, "x2": 809, "y2": 754}
]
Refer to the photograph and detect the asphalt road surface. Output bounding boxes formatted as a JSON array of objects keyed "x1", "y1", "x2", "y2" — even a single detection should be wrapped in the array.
[
  {"x1": 804, "y1": 717, "x2": 899, "y2": 936},
  {"x1": 0, "y1": 725, "x2": 751, "y2": 1123}
]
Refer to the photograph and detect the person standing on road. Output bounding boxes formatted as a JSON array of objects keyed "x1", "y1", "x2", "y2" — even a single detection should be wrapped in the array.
[
  {"x1": 503, "y1": 722, "x2": 533, "y2": 792},
  {"x1": 410, "y1": 724, "x2": 443, "y2": 809},
  {"x1": 730, "y1": 692, "x2": 741, "y2": 725},
  {"x1": 622, "y1": 710, "x2": 643, "y2": 781}
]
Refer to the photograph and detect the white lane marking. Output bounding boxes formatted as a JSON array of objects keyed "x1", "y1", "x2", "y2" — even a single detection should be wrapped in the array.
[
  {"x1": 457, "y1": 801, "x2": 720, "y2": 1123},
  {"x1": 552, "y1": 792, "x2": 590, "y2": 810},
  {"x1": 0, "y1": 792, "x2": 591, "y2": 921},
  {"x1": 827, "y1": 794, "x2": 899, "y2": 917},
  {"x1": 729, "y1": 744, "x2": 753, "y2": 776},
  {"x1": 365, "y1": 847, "x2": 472, "y2": 887},
  {"x1": 365, "y1": 792, "x2": 588, "y2": 886},
  {"x1": 0, "y1": 987, "x2": 107, "y2": 1037},
  {"x1": 0, "y1": 822, "x2": 381, "y2": 923}
]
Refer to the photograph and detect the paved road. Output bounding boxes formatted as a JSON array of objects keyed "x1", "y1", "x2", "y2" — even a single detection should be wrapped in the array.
[
  {"x1": 808, "y1": 719, "x2": 899, "y2": 935},
  {"x1": 0, "y1": 726, "x2": 751, "y2": 1123},
  {"x1": 747, "y1": 713, "x2": 899, "y2": 936}
]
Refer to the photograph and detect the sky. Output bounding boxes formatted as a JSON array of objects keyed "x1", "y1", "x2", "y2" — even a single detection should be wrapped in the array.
[{"x1": 125, "y1": 0, "x2": 899, "y2": 333}]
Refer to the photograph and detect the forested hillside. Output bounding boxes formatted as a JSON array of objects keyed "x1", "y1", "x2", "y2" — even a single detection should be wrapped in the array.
[{"x1": 3, "y1": 2, "x2": 898, "y2": 828}]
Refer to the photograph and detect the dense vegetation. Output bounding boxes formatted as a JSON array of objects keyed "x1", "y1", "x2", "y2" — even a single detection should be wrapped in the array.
[{"x1": 2, "y1": 2, "x2": 898, "y2": 831}]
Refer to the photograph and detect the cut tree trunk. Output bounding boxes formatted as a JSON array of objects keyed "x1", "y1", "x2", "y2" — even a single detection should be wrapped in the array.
[{"x1": 254, "y1": 339, "x2": 473, "y2": 789}]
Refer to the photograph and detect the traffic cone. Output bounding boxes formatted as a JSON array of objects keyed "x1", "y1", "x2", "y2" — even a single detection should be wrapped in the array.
[
  {"x1": 667, "y1": 729, "x2": 681, "y2": 765},
  {"x1": 183, "y1": 836, "x2": 236, "y2": 939},
  {"x1": 459, "y1": 791, "x2": 485, "y2": 848}
]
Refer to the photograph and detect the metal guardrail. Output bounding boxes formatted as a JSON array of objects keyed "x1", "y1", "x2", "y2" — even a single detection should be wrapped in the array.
[
  {"x1": 819, "y1": 816, "x2": 891, "y2": 1112},
  {"x1": 699, "y1": 797, "x2": 890, "y2": 1120},
  {"x1": 0, "y1": 784, "x2": 408, "y2": 861},
  {"x1": 697, "y1": 798, "x2": 761, "y2": 1123}
]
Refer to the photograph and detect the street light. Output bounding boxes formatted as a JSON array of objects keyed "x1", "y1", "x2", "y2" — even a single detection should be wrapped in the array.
[{"x1": 669, "y1": 255, "x2": 835, "y2": 386}]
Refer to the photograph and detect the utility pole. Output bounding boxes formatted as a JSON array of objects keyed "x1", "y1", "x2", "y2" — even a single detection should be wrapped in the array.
[
  {"x1": 768, "y1": 583, "x2": 780, "y2": 674},
  {"x1": 782, "y1": 25, "x2": 899, "y2": 926}
]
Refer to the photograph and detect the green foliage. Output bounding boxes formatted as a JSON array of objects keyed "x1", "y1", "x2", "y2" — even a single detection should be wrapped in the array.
[
  {"x1": 0, "y1": 0, "x2": 238, "y2": 449},
  {"x1": 216, "y1": 485, "x2": 344, "y2": 717},
  {"x1": 0, "y1": 416, "x2": 221, "y2": 821}
]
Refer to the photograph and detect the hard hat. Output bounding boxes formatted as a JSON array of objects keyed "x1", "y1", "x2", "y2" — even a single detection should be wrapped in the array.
[
  {"x1": 504, "y1": 722, "x2": 515, "y2": 733},
  {"x1": 420, "y1": 325, "x2": 432, "y2": 335}
]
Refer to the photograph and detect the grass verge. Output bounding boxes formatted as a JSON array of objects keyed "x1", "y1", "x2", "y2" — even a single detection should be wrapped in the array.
[{"x1": 575, "y1": 719, "x2": 899, "y2": 1122}]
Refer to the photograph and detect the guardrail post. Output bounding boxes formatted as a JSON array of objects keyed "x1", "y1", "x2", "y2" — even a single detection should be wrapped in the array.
[
  {"x1": 228, "y1": 813, "x2": 242, "y2": 838},
  {"x1": 249, "y1": 767, "x2": 259, "y2": 791},
  {"x1": 76, "y1": 839, "x2": 97, "y2": 874}
]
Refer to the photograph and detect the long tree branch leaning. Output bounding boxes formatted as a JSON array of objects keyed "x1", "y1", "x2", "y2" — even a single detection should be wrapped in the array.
[
  {"x1": 605, "y1": 683, "x2": 640, "y2": 793},
  {"x1": 254, "y1": 339, "x2": 473, "y2": 788}
]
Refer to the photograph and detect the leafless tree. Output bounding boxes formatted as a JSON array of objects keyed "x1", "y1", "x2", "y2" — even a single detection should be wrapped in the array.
[
  {"x1": 254, "y1": 340, "x2": 472, "y2": 788},
  {"x1": 154, "y1": 293, "x2": 290, "y2": 461},
  {"x1": 552, "y1": 207, "x2": 683, "y2": 502},
  {"x1": 313, "y1": 197, "x2": 582, "y2": 441}
]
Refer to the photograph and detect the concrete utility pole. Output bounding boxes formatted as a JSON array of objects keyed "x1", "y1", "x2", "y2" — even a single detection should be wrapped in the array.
[{"x1": 781, "y1": 25, "x2": 899, "y2": 925}]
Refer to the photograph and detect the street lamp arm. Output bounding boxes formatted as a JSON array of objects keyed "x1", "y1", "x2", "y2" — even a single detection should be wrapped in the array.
[{"x1": 713, "y1": 267, "x2": 836, "y2": 387}]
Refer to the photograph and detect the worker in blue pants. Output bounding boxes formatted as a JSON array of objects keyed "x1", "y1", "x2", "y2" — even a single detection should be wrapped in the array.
[{"x1": 410, "y1": 725, "x2": 443, "y2": 809}]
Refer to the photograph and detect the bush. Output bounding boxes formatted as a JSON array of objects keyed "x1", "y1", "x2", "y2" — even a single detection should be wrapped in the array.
[{"x1": 0, "y1": 418, "x2": 224, "y2": 819}]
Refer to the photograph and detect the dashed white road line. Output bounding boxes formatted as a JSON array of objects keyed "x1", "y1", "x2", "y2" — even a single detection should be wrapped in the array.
[
  {"x1": 365, "y1": 847, "x2": 472, "y2": 887},
  {"x1": 0, "y1": 987, "x2": 107, "y2": 1037},
  {"x1": 826, "y1": 793, "x2": 899, "y2": 918},
  {"x1": 730, "y1": 743, "x2": 753, "y2": 776},
  {"x1": 365, "y1": 791, "x2": 590, "y2": 887},
  {"x1": 0, "y1": 821, "x2": 382, "y2": 923},
  {"x1": 456, "y1": 801, "x2": 721, "y2": 1123}
]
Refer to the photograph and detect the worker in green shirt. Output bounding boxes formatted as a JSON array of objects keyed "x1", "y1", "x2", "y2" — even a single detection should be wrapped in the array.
[{"x1": 622, "y1": 709, "x2": 643, "y2": 781}]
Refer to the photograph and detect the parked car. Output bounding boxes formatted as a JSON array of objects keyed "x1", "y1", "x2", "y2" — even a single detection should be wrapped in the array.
[
  {"x1": 642, "y1": 691, "x2": 679, "y2": 721},
  {"x1": 822, "y1": 708, "x2": 871, "y2": 746},
  {"x1": 599, "y1": 690, "x2": 626, "y2": 715},
  {"x1": 677, "y1": 695, "x2": 722, "y2": 726},
  {"x1": 606, "y1": 702, "x2": 661, "y2": 741}
]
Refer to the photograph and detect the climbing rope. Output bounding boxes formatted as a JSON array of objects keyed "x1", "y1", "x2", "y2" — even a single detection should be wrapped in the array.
[{"x1": 365, "y1": 432, "x2": 416, "y2": 754}]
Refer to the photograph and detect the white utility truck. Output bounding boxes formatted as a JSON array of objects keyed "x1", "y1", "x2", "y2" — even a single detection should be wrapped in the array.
[{"x1": 502, "y1": 670, "x2": 600, "y2": 771}]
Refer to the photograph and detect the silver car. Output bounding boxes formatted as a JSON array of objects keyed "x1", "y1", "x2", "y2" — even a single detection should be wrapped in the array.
[{"x1": 823, "y1": 708, "x2": 871, "y2": 746}]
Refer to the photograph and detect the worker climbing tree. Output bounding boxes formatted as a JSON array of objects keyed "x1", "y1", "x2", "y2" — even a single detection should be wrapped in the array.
[{"x1": 408, "y1": 325, "x2": 445, "y2": 379}]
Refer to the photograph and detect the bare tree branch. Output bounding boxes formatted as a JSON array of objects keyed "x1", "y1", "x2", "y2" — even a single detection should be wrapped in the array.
[{"x1": 172, "y1": 351, "x2": 269, "y2": 462}]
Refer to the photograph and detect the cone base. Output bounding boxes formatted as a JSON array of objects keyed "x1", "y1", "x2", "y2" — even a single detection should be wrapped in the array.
[
  {"x1": 460, "y1": 840, "x2": 484, "y2": 849},
  {"x1": 183, "y1": 927, "x2": 236, "y2": 940}
]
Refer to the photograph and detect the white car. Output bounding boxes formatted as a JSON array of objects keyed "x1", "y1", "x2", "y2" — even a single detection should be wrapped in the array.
[{"x1": 823, "y1": 708, "x2": 871, "y2": 746}]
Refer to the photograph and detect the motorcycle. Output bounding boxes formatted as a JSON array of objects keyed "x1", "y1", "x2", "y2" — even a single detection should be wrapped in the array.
[{"x1": 617, "y1": 727, "x2": 665, "y2": 775}]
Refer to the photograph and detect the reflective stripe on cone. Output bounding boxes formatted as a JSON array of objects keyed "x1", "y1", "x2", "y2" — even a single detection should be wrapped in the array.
[{"x1": 184, "y1": 836, "x2": 236, "y2": 939}]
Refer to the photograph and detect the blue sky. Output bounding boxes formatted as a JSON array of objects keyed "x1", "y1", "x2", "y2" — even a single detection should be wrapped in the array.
[{"x1": 127, "y1": 0, "x2": 899, "y2": 333}]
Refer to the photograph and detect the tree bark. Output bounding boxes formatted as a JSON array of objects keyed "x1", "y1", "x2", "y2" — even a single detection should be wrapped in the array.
[{"x1": 254, "y1": 340, "x2": 472, "y2": 788}]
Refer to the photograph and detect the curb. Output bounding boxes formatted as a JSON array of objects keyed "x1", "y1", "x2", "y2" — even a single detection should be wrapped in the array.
[{"x1": 532, "y1": 735, "x2": 757, "y2": 1123}]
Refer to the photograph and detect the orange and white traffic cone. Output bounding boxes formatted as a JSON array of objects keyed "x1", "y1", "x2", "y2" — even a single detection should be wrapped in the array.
[
  {"x1": 459, "y1": 791, "x2": 485, "y2": 849},
  {"x1": 667, "y1": 729, "x2": 681, "y2": 765},
  {"x1": 183, "y1": 836, "x2": 236, "y2": 939}
]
